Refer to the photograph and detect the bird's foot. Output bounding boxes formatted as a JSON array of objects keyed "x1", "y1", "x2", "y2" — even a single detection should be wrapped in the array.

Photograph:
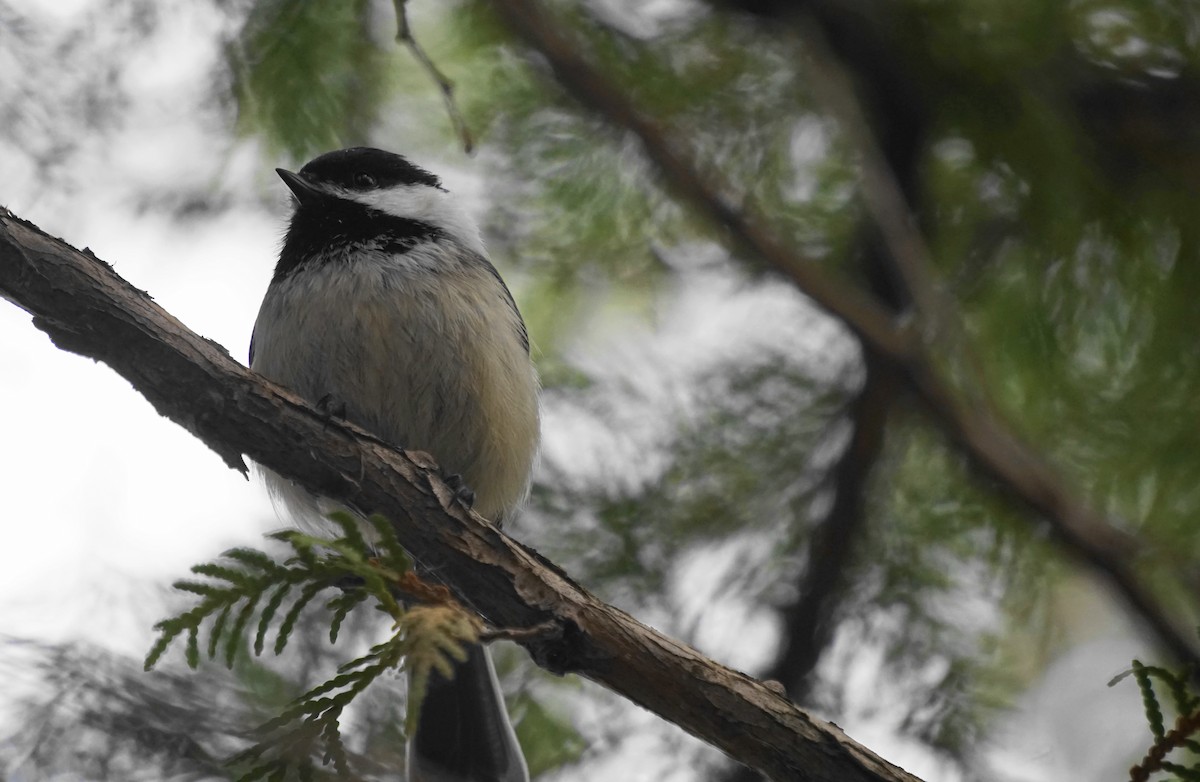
[
  {"x1": 443, "y1": 473, "x2": 476, "y2": 509},
  {"x1": 316, "y1": 393, "x2": 348, "y2": 419}
]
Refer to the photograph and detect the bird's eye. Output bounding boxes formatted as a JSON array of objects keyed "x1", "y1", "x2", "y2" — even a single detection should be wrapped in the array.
[{"x1": 354, "y1": 172, "x2": 377, "y2": 188}]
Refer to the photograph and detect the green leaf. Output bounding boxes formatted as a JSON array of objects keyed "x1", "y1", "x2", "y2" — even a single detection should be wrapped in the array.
[
  {"x1": 208, "y1": 602, "x2": 234, "y2": 659},
  {"x1": 365, "y1": 512, "x2": 410, "y2": 569},
  {"x1": 326, "y1": 510, "x2": 371, "y2": 560},
  {"x1": 255, "y1": 582, "x2": 294, "y2": 656},
  {"x1": 327, "y1": 589, "x2": 368, "y2": 644},
  {"x1": 275, "y1": 581, "x2": 327, "y2": 655},
  {"x1": 225, "y1": 547, "x2": 285, "y2": 575},
  {"x1": 143, "y1": 624, "x2": 183, "y2": 671},
  {"x1": 185, "y1": 626, "x2": 200, "y2": 669},
  {"x1": 224, "y1": 592, "x2": 262, "y2": 668}
]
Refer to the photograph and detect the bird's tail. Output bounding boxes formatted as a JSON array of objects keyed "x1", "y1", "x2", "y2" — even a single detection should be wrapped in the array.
[{"x1": 407, "y1": 642, "x2": 529, "y2": 782}]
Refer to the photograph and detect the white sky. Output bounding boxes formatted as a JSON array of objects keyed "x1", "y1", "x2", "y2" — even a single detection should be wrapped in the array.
[{"x1": 0, "y1": 2, "x2": 1151, "y2": 780}]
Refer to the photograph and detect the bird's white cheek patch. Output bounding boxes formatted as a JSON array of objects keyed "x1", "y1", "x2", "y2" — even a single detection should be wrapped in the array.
[{"x1": 347, "y1": 185, "x2": 488, "y2": 257}]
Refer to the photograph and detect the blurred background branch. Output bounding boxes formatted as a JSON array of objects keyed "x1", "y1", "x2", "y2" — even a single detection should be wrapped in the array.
[{"x1": 486, "y1": 0, "x2": 1199, "y2": 674}]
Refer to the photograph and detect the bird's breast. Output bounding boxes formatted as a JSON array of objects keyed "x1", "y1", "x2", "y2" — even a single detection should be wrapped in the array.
[{"x1": 251, "y1": 248, "x2": 539, "y2": 523}]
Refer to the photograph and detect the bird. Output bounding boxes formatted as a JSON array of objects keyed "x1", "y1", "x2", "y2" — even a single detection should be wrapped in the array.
[{"x1": 249, "y1": 146, "x2": 539, "y2": 782}]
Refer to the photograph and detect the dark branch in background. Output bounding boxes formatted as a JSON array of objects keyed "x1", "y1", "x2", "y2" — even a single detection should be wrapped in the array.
[
  {"x1": 392, "y1": 0, "x2": 474, "y2": 154},
  {"x1": 757, "y1": 0, "x2": 929, "y2": 701},
  {"x1": 0, "y1": 210, "x2": 924, "y2": 782},
  {"x1": 1074, "y1": 74, "x2": 1200, "y2": 193},
  {"x1": 777, "y1": 354, "x2": 900, "y2": 698},
  {"x1": 769, "y1": 2, "x2": 925, "y2": 704},
  {"x1": 723, "y1": 5, "x2": 924, "y2": 777},
  {"x1": 483, "y1": 0, "x2": 1200, "y2": 669},
  {"x1": 788, "y1": 5, "x2": 1200, "y2": 670},
  {"x1": 722, "y1": 352, "x2": 901, "y2": 779}
]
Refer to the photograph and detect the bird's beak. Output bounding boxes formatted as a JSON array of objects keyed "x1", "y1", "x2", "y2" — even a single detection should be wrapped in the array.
[{"x1": 276, "y1": 168, "x2": 322, "y2": 206}]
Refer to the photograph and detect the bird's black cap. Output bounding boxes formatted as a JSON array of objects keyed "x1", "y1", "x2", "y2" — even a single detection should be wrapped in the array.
[{"x1": 296, "y1": 147, "x2": 442, "y2": 191}]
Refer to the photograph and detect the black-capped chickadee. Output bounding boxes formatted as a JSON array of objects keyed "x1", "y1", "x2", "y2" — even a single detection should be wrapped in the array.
[{"x1": 250, "y1": 147, "x2": 539, "y2": 782}]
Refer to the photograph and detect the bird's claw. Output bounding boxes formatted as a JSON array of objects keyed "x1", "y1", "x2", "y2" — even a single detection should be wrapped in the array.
[
  {"x1": 316, "y1": 393, "x2": 348, "y2": 419},
  {"x1": 443, "y1": 473, "x2": 476, "y2": 509}
]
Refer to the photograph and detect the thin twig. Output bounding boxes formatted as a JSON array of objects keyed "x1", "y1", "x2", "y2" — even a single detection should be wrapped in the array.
[
  {"x1": 485, "y1": 0, "x2": 1200, "y2": 668},
  {"x1": 479, "y1": 620, "x2": 561, "y2": 644},
  {"x1": 393, "y1": 0, "x2": 474, "y2": 154}
]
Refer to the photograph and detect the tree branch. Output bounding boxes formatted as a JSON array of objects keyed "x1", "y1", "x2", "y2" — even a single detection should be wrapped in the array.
[
  {"x1": 0, "y1": 209, "x2": 924, "y2": 781},
  {"x1": 773, "y1": 353, "x2": 899, "y2": 698},
  {"x1": 483, "y1": 0, "x2": 1200, "y2": 668},
  {"x1": 392, "y1": 0, "x2": 474, "y2": 154}
]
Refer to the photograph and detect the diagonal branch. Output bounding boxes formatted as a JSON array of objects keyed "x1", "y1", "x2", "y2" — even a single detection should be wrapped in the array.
[
  {"x1": 490, "y1": 8, "x2": 910, "y2": 361},
  {"x1": 484, "y1": 0, "x2": 1200, "y2": 668},
  {"x1": 0, "y1": 209, "x2": 923, "y2": 782}
]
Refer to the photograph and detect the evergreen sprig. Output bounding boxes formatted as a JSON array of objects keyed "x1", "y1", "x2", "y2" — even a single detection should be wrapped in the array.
[
  {"x1": 145, "y1": 511, "x2": 481, "y2": 781},
  {"x1": 1113, "y1": 640, "x2": 1200, "y2": 782}
]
